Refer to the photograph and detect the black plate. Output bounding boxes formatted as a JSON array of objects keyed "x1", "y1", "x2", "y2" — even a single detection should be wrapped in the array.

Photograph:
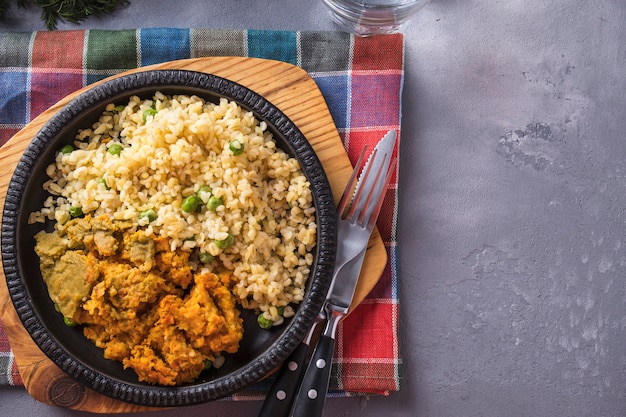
[{"x1": 1, "y1": 70, "x2": 337, "y2": 406}]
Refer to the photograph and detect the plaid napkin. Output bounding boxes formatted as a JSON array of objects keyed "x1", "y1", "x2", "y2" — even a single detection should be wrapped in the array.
[{"x1": 0, "y1": 29, "x2": 404, "y2": 396}]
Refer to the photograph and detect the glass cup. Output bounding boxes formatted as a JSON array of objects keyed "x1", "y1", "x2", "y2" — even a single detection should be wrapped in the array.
[{"x1": 322, "y1": 0, "x2": 431, "y2": 36}]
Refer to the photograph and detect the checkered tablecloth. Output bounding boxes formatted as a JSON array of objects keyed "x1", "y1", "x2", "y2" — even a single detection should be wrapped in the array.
[{"x1": 0, "y1": 28, "x2": 403, "y2": 396}]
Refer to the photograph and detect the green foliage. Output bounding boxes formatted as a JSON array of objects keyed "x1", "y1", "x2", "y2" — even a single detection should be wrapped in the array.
[
  {"x1": 0, "y1": 0, "x2": 10, "y2": 19},
  {"x1": 0, "y1": 0, "x2": 129, "y2": 30}
]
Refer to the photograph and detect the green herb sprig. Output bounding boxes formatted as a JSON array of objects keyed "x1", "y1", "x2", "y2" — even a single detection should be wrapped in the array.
[{"x1": 0, "y1": 0, "x2": 130, "y2": 30}]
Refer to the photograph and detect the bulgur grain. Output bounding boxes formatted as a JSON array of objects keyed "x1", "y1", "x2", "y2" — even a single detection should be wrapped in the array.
[{"x1": 31, "y1": 93, "x2": 317, "y2": 321}]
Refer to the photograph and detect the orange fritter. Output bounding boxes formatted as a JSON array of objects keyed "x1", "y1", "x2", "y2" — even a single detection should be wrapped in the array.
[{"x1": 34, "y1": 215, "x2": 244, "y2": 385}]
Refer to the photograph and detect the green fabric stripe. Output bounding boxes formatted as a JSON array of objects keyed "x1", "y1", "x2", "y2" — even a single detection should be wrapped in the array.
[{"x1": 85, "y1": 29, "x2": 138, "y2": 71}]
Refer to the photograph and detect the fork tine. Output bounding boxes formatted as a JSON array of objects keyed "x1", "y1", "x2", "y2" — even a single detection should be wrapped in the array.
[
  {"x1": 355, "y1": 151, "x2": 388, "y2": 225},
  {"x1": 337, "y1": 145, "x2": 368, "y2": 218},
  {"x1": 365, "y1": 157, "x2": 397, "y2": 229},
  {"x1": 346, "y1": 148, "x2": 378, "y2": 222}
]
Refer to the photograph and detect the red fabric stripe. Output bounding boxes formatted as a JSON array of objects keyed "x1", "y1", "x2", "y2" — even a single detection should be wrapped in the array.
[
  {"x1": 0, "y1": 319, "x2": 10, "y2": 352},
  {"x1": 340, "y1": 302, "x2": 396, "y2": 359},
  {"x1": 0, "y1": 128, "x2": 19, "y2": 147},
  {"x1": 352, "y1": 34, "x2": 404, "y2": 71},
  {"x1": 30, "y1": 31, "x2": 86, "y2": 118},
  {"x1": 30, "y1": 71, "x2": 84, "y2": 119},
  {"x1": 338, "y1": 362, "x2": 399, "y2": 393},
  {"x1": 366, "y1": 247, "x2": 394, "y2": 300},
  {"x1": 31, "y1": 30, "x2": 85, "y2": 69},
  {"x1": 11, "y1": 360, "x2": 23, "y2": 386},
  {"x1": 374, "y1": 188, "x2": 397, "y2": 244},
  {"x1": 338, "y1": 301, "x2": 400, "y2": 393},
  {"x1": 345, "y1": 129, "x2": 397, "y2": 162}
]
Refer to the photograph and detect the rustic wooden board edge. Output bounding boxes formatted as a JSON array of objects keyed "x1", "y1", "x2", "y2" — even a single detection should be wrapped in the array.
[{"x1": 0, "y1": 57, "x2": 387, "y2": 412}]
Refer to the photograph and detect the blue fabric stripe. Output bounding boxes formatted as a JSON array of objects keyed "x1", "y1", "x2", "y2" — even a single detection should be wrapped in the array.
[
  {"x1": 139, "y1": 28, "x2": 191, "y2": 66},
  {"x1": 246, "y1": 30, "x2": 298, "y2": 65},
  {"x1": 312, "y1": 74, "x2": 350, "y2": 130},
  {"x1": 0, "y1": 71, "x2": 29, "y2": 125}
]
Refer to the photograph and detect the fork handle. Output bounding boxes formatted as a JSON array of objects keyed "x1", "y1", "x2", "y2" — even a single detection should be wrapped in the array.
[{"x1": 290, "y1": 334, "x2": 336, "y2": 417}]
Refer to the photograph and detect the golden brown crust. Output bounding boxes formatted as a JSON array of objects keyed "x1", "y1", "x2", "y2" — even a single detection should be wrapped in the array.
[{"x1": 35, "y1": 216, "x2": 243, "y2": 385}]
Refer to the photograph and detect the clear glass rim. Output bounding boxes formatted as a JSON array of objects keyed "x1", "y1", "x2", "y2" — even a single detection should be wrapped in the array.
[{"x1": 323, "y1": 0, "x2": 428, "y2": 25}]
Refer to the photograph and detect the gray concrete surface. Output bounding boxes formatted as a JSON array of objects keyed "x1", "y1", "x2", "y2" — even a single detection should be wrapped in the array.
[{"x1": 1, "y1": 0, "x2": 625, "y2": 416}]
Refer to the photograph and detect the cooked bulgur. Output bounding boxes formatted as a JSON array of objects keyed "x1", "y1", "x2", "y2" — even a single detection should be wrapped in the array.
[{"x1": 30, "y1": 92, "x2": 317, "y2": 319}]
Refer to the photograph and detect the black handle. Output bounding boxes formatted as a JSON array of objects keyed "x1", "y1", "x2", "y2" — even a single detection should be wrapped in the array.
[
  {"x1": 290, "y1": 335, "x2": 335, "y2": 417},
  {"x1": 257, "y1": 341, "x2": 310, "y2": 417}
]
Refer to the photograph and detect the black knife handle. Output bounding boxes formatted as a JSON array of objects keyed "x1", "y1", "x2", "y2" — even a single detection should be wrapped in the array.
[
  {"x1": 290, "y1": 335, "x2": 335, "y2": 417},
  {"x1": 257, "y1": 341, "x2": 310, "y2": 417}
]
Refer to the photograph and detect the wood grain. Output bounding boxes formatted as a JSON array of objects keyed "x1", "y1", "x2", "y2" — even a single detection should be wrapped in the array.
[{"x1": 0, "y1": 57, "x2": 386, "y2": 412}]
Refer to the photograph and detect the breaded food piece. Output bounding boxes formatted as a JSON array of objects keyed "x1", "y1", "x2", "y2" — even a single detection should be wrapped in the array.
[
  {"x1": 34, "y1": 216, "x2": 243, "y2": 385},
  {"x1": 125, "y1": 271, "x2": 243, "y2": 385}
]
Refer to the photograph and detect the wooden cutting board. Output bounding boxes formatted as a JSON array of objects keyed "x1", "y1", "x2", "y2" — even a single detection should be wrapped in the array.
[{"x1": 0, "y1": 57, "x2": 387, "y2": 413}]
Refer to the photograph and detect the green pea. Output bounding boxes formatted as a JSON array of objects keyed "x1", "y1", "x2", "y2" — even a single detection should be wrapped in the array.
[
  {"x1": 215, "y1": 233, "x2": 234, "y2": 249},
  {"x1": 229, "y1": 139, "x2": 244, "y2": 156},
  {"x1": 207, "y1": 196, "x2": 223, "y2": 212},
  {"x1": 107, "y1": 143, "x2": 123, "y2": 156},
  {"x1": 59, "y1": 144, "x2": 74, "y2": 154},
  {"x1": 203, "y1": 359, "x2": 212, "y2": 370},
  {"x1": 142, "y1": 108, "x2": 157, "y2": 122},
  {"x1": 197, "y1": 185, "x2": 212, "y2": 193},
  {"x1": 69, "y1": 206, "x2": 83, "y2": 218},
  {"x1": 112, "y1": 104, "x2": 126, "y2": 113},
  {"x1": 257, "y1": 313, "x2": 273, "y2": 329},
  {"x1": 181, "y1": 195, "x2": 201, "y2": 213},
  {"x1": 277, "y1": 306, "x2": 285, "y2": 316},
  {"x1": 198, "y1": 252, "x2": 215, "y2": 264},
  {"x1": 98, "y1": 178, "x2": 110, "y2": 190},
  {"x1": 139, "y1": 209, "x2": 157, "y2": 222},
  {"x1": 63, "y1": 316, "x2": 78, "y2": 327}
]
